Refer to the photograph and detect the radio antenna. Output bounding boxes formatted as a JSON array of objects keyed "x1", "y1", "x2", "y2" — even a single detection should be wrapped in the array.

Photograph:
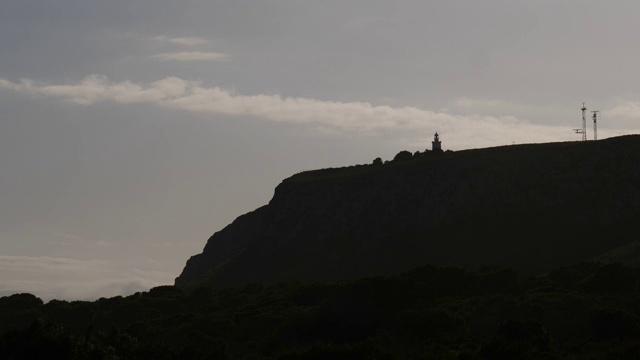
[
  {"x1": 591, "y1": 110, "x2": 599, "y2": 141},
  {"x1": 574, "y1": 103, "x2": 587, "y2": 141}
]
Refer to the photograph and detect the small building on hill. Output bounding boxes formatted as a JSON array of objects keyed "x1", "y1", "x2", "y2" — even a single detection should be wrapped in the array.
[{"x1": 432, "y1": 132, "x2": 442, "y2": 152}]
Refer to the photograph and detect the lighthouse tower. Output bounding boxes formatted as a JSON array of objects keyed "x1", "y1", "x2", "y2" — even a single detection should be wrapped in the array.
[{"x1": 432, "y1": 132, "x2": 442, "y2": 152}]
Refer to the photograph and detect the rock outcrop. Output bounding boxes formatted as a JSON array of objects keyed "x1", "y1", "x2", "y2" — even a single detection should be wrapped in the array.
[{"x1": 176, "y1": 135, "x2": 640, "y2": 288}]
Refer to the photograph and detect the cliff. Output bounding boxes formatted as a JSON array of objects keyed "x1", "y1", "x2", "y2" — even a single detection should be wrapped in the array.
[{"x1": 175, "y1": 135, "x2": 640, "y2": 288}]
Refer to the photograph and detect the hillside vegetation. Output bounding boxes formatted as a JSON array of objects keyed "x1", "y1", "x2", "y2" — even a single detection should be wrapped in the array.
[{"x1": 3, "y1": 262, "x2": 640, "y2": 359}]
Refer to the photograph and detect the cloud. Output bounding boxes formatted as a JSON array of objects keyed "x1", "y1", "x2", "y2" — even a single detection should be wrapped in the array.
[
  {"x1": 607, "y1": 100, "x2": 640, "y2": 120},
  {"x1": 587, "y1": 99, "x2": 640, "y2": 132},
  {"x1": 149, "y1": 241, "x2": 201, "y2": 248},
  {"x1": 451, "y1": 97, "x2": 549, "y2": 119},
  {"x1": 152, "y1": 51, "x2": 229, "y2": 62},
  {"x1": 0, "y1": 255, "x2": 166, "y2": 301},
  {"x1": 150, "y1": 35, "x2": 227, "y2": 62},
  {"x1": 153, "y1": 36, "x2": 210, "y2": 47},
  {"x1": 454, "y1": 98, "x2": 518, "y2": 111},
  {"x1": 0, "y1": 255, "x2": 108, "y2": 273},
  {"x1": 46, "y1": 232, "x2": 123, "y2": 248},
  {"x1": 0, "y1": 75, "x2": 584, "y2": 148},
  {"x1": 0, "y1": 75, "x2": 190, "y2": 105}
]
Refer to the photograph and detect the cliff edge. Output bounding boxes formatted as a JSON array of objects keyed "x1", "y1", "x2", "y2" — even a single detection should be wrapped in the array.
[{"x1": 176, "y1": 135, "x2": 640, "y2": 288}]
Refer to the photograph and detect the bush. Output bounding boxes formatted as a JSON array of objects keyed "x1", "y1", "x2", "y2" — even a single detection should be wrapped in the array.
[
  {"x1": 393, "y1": 151, "x2": 412, "y2": 162},
  {"x1": 579, "y1": 263, "x2": 637, "y2": 296},
  {"x1": 479, "y1": 319, "x2": 552, "y2": 360}
]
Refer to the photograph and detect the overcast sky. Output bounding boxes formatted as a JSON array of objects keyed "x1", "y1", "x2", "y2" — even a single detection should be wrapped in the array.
[{"x1": 2, "y1": 0, "x2": 640, "y2": 301}]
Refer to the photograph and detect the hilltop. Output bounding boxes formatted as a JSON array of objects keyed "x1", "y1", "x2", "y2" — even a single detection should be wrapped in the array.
[{"x1": 176, "y1": 135, "x2": 640, "y2": 289}]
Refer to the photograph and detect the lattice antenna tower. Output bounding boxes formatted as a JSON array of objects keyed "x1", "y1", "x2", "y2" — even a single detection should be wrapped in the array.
[
  {"x1": 574, "y1": 103, "x2": 587, "y2": 141},
  {"x1": 592, "y1": 110, "x2": 599, "y2": 141}
]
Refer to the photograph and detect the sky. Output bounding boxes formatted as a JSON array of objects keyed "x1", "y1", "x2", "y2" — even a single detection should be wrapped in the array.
[{"x1": 2, "y1": 0, "x2": 640, "y2": 301}]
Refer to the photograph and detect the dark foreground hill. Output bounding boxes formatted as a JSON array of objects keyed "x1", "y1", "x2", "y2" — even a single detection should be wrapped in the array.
[
  {"x1": 176, "y1": 135, "x2": 640, "y2": 289},
  {"x1": 3, "y1": 263, "x2": 640, "y2": 359}
]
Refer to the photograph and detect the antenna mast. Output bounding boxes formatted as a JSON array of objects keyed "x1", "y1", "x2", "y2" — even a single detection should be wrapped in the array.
[
  {"x1": 574, "y1": 103, "x2": 587, "y2": 141},
  {"x1": 592, "y1": 110, "x2": 599, "y2": 141}
]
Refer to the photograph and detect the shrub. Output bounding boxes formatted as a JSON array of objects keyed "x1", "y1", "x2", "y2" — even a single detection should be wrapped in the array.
[{"x1": 393, "y1": 151, "x2": 412, "y2": 162}]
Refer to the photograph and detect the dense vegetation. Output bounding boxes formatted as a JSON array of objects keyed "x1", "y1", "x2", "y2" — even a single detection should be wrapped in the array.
[
  {"x1": 3, "y1": 262, "x2": 640, "y2": 359},
  {"x1": 282, "y1": 146, "x2": 452, "y2": 184}
]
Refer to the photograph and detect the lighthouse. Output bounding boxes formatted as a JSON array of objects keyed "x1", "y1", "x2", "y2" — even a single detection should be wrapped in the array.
[{"x1": 432, "y1": 132, "x2": 442, "y2": 152}]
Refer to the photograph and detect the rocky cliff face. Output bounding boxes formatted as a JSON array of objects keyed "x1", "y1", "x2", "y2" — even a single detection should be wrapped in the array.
[{"x1": 176, "y1": 135, "x2": 640, "y2": 288}]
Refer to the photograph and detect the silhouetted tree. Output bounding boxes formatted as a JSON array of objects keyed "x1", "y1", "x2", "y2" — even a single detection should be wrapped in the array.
[{"x1": 393, "y1": 151, "x2": 412, "y2": 162}]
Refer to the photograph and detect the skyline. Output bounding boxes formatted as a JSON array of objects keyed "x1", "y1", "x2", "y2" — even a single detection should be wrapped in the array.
[{"x1": 2, "y1": 1, "x2": 640, "y2": 300}]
